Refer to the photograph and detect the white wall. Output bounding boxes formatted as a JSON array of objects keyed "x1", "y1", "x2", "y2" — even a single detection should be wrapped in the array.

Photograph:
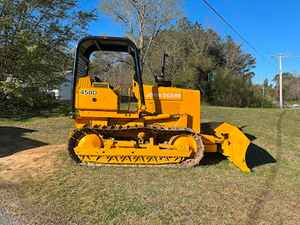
[{"x1": 58, "y1": 71, "x2": 73, "y2": 101}]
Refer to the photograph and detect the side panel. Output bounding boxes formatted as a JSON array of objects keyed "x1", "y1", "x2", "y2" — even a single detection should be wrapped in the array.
[
  {"x1": 142, "y1": 85, "x2": 201, "y2": 132},
  {"x1": 75, "y1": 76, "x2": 118, "y2": 111},
  {"x1": 181, "y1": 88, "x2": 201, "y2": 132}
]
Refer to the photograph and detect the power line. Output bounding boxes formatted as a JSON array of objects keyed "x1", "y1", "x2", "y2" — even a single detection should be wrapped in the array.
[
  {"x1": 200, "y1": 0, "x2": 264, "y2": 58},
  {"x1": 199, "y1": 0, "x2": 300, "y2": 108},
  {"x1": 200, "y1": 0, "x2": 282, "y2": 88}
]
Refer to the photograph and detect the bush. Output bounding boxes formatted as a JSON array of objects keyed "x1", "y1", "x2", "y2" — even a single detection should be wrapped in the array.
[
  {"x1": 0, "y1": 81, "x2": 57, "y2": 117},
  {"x1": 201, "y1": 71, "x2": 274, "y2": 108}
]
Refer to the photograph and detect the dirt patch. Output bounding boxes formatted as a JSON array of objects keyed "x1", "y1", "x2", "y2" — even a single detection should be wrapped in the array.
[
  {"x1": 0, "y1": 145, "x2": 65, "y2": 184},
  {"x1": 0, "y1": 207, "x2": 22, "y2": 225}
]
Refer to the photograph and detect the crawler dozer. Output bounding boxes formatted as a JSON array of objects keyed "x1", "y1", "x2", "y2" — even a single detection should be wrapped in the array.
[{"x1": 68, "y1": 36, "x2": 251, "y2": 172}]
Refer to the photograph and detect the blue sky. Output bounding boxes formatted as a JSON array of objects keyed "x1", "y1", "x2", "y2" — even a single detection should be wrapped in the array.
[{"x1": 79, "y1": 0, "x2": 300, "y2": 84}]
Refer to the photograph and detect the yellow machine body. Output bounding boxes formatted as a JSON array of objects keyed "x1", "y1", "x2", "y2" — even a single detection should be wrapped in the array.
[
  {"x1": 71, "y1": 75, "x2": 250, "y2": 172},
  {"x1": 69, "y1": 36, "x2": 251, "y2": 172},
  {"x1": 74, "y1": 77, "x2": 200, "y2": 132}
]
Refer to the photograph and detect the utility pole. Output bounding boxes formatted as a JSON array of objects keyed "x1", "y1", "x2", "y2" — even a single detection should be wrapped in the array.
[
  {"x1": 272, "y1": 54, "x2": 300, "y2": 108},
  {"x1": 279, "y1": 55, "x2": 283, "y2": 109},
  {"x1": 272, "y1": 54, "x2": 286, "y2": 109},
  {"x1": 262, "y1": 85, "x2": 265, "y2": 108}
]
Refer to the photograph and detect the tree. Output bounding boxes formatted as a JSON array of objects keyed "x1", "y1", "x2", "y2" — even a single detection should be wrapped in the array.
[
  {"x1": 273, "y1": 72, "x2": 300, "y2": 102},
  {"x1": 90, "y1": 15, "x2": 266, "y2": 107},
  {"x1": 221, "y1": 36, "x2": 256, "y2": 78},
  {"x1": 263, "y1": 78, "x2": 268, "y2": 87},
  {"x1": 89, "y1": 51, "x2": 135, "y2": 96},
  {"x1": 100, "y1": 0, "x2": 182, "y2": 69},
  {"x1": 0, "y1": 0, "x2": 96, "y2": 114},
  {"x1": 145, "y1": 18, "x2": 260, "y2": 107},
  {"x1": 0, "y1": 0, "x2": 95, "y2": 88}
]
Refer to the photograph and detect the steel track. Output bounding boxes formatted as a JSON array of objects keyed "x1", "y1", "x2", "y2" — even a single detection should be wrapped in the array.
[{"x1": 68, "y1": 125, "x2": 204, "y2": 168}]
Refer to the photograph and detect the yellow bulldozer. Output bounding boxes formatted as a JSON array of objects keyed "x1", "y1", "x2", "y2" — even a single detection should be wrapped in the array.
[{"x1": 68, "y1": 36, "x2": 251, "y2": 172}]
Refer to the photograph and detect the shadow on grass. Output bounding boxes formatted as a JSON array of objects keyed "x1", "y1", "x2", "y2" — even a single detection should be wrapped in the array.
[
  {"x1": 242, "y1": 132, "x2": 276, "y2": 168},
  {"x1": 246, "y1": 143, "x2": 276, "y2": 169},
  {"x1": 0, "y1": 126, "x2": 48, "y2": 157},
  {"x1": 199, "y1": 143, "x2": 276, "y2": 170},
  {"x1": 200, "y1": 152, "x2": 227, "y2": 166}
]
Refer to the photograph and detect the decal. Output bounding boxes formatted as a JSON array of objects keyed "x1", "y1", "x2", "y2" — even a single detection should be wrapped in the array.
[
  {"x1": 80, "y1": 90, "x2": 97, "y2": 95},
  {"x1": 145, "y1": 92, "x2": 182, "y2": 100}
]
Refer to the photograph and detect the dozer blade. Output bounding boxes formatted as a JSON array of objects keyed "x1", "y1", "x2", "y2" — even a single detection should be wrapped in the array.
[{"x1": 201, "y1": 122, "x2": 251, "y2": 172}]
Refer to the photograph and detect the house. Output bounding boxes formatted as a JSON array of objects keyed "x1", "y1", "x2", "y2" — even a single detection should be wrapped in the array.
[{"x1": 51, "y1": 71, "x2": 73, "y2": 101}]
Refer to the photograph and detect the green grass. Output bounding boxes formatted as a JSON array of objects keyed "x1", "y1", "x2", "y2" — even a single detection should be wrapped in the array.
[{"x1": 0, "y1": 106, "x2": 300, "y2": 225}]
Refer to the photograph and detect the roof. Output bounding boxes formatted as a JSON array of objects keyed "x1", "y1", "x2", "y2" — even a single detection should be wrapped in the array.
[{"x1": 76, "y1": 36, "x2": 138, "y2": 60}]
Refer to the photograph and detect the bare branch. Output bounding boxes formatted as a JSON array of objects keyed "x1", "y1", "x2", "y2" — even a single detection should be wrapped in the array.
[{"x1": 99, "y1": 0, "x2": 183, "y2": 68}]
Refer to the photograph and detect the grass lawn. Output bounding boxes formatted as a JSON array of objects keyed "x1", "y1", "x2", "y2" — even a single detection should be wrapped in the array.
[{"x1": 0, "y1": 106, "x2": 299, "y2": 225}]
